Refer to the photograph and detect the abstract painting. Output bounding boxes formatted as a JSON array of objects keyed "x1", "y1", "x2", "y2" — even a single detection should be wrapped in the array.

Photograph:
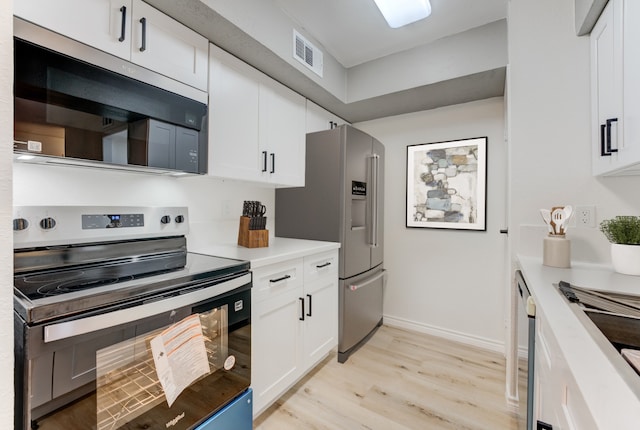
[{"x1": 406, "y1": 137, "x2": 487, "y2": 230}]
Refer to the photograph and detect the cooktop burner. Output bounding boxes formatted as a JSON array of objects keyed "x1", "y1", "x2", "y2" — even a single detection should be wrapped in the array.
[
  {"x1": 13, "y1": 207, "x2": 251, "y2": 325},
  {"x1": 14, "y1": 252, "x2": 187, "y2": 301}
]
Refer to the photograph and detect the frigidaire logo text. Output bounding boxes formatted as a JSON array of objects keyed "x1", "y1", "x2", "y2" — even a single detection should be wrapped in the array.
[{"x1": 166, "y1": 412, "x2": 186, "y2": 428}]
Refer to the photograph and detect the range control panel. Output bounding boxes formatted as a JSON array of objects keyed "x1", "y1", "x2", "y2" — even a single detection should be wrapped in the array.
[
  {"x1": 13, "y1": 206, "x2": 188, "y2": 249},
  {"x1": 82, "y1": 213, "x2": 145, "y2": 229}
]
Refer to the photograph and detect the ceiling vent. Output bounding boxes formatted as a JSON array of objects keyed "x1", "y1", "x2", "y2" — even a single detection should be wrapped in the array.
[{"x1": 293, "y1": 30, "x2": 323, "y2": 77}]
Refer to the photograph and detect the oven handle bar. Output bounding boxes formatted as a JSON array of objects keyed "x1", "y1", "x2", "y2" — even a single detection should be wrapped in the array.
[{"x1": 43, "y1": 273, "x2": 251, "y2": 343}]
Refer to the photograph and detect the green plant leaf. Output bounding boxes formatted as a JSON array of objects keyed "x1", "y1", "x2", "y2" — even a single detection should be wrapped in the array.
[{"x1": 599, "y1": 216, "x2": 640, "y2": 245}]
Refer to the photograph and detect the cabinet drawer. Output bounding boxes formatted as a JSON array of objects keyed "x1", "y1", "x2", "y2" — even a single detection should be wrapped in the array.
[
  {"x1": 252, "y1": 259, "x2": 303, "y2": 302},
  {"x1": 303, "y1": 250, "x2": 339, "y2": 284}
]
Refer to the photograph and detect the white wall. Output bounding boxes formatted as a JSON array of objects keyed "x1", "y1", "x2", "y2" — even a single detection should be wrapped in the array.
[
  {"x1": 506, "y1": 0, "x2": 640, "y2": 404},
  {"x1": 0, "y1": 2, "x2": 13, "y2": 428},
  {"x1": 355, "y1": 97, "x2": 508, "y2": 351},
  {"x1": 508, "y1": 0, "x2": 640, "y2": 264},
  {"x1": 13, "y1": 165, "x2": 275, "y2": 247},
  {"x1": 347, "y1": 20, "x2": 507, "y2": 103}
]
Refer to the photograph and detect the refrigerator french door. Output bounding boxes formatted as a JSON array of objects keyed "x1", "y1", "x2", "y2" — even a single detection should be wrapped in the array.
[{"x1": 275, "y1": 125, "x2": 385, "y2": 363}]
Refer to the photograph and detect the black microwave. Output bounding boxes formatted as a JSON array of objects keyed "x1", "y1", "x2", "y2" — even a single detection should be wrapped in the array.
[{"x1": 13, "y1": 18, "x2": 208, "y2": 174}]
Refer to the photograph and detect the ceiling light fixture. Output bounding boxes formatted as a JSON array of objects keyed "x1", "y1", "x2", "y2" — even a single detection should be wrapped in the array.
[{"x1": 373, "y1": 0, "x2": 432, "y2": 28}]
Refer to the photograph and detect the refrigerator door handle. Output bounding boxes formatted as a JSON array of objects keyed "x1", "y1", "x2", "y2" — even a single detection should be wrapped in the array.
[
  {"x1": 349, "y1": 269, "x2": 386, "y2": 291},
  {"x1": 369, "y1": 154, "x2": 380, "y2": 248}
]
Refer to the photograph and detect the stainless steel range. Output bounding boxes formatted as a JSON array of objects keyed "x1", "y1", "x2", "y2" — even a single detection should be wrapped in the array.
[{"x1": 13, "y1": 206, "x2": 253, "y2": 430}]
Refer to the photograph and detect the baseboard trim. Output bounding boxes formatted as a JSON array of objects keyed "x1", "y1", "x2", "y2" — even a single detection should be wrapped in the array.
[{"x1": 383, "y1": 314, "x2": 505, "y2": 355}]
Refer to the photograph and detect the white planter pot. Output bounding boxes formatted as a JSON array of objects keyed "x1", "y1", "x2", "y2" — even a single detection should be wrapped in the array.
[{"x1": 611, "y1": 243, "x2": 640, "y2": 276}]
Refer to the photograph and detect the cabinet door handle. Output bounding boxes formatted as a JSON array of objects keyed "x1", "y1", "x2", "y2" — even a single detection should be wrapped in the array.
[
  {"x1": 269, "y1": 274, "x2": 291, "y2": 283},
  {"x1": 316, "y1": 262, "x2": 331, "y2": 268},
  {"x1": 299, "y1": 297, "x2": 305, "y2": 321},
  {"x1": 270, "y1": 153, "x2": 275, "y2": 173},
  {"x1": 306, "y1": 294, "x2": 312, "y2": 317},
  {"x1": 139, "y1": 17, "x2": 147, "y2": 52},
  {"x1": 261, "y1": 151, "x2": 268, "y2": 172},
  {"x1": 119, "y1": 6, "x2": 127, "y2": 42},
  {"x1": 600, "y1": 123, "x2": 607, "y2": 156},
  {"x1": 606, "y1": 118, "x2": 618, "y2": 154},
  {"x1": 601, "y1": 118, "x2": 619, "y2": 156}
]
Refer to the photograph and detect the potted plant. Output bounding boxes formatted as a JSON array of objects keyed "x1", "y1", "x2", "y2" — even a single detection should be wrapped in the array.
[{"x1": 600, "y1": 216, "x2": 640, "y2": 276}]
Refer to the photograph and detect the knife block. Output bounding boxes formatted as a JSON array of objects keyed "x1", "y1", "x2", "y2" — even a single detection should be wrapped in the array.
[{"x1": 237, "y1": 216, "x2": 269, "y2": 248}]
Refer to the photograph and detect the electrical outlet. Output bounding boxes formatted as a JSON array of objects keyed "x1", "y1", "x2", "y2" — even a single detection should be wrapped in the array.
[{"x1": 575, "y1": 205, "x2": 596, "y2": 228}]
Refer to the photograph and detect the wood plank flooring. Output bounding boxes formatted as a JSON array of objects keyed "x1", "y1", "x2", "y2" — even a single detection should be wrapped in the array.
[{"x1": 254, "y1": 325, "x2": 526, "y2": 430}]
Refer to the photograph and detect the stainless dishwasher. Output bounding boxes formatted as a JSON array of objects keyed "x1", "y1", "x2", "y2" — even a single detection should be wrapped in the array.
[{"x1": 516, "y1": 270, "x2": 536, "y2": 430}]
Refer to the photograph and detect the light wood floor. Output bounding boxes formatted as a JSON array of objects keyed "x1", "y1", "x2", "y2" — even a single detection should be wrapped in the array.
[{"x1": 254, "y1": 325, "x2": 526, "y2": 430}]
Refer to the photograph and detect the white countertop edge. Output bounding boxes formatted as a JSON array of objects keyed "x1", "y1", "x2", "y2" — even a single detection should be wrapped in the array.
[
  {"x1": 190, "y1": 237, "x2": 340, "y2": 269},
  {"x1": 516, "y1": 255, "x2": 640, "y2": 429}
]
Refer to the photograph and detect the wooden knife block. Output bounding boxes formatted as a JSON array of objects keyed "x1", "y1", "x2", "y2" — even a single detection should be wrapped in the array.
[{"x1": 237, "y1": 216, "x2": 269, "y2": 248}]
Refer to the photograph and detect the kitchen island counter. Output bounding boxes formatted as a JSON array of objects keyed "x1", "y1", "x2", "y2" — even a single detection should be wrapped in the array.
[
  {"x1": 190, "y1": 237, "x2": 340, "y2": 268},
  {"x1": 517, "y1": 255, "x2": 640, "y2": 429}
]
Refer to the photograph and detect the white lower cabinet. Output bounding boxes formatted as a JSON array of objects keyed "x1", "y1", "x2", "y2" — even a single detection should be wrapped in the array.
[
  {"x1": 535, "y1": 309, "x2": 597, "y2": 429},
  {"x1": 251, "y1": 250, "x2": 338, "y2": 417}
]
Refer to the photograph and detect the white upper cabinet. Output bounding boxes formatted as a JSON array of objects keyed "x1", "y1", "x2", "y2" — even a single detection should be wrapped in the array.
[
  {"x1": 591, "y1": 0, "x2": 640, "y2": 175},
  {"x1": 14, "y1": 0, "x2": 208, "y2": 91},
  {"x1": 259, "y1": 81, "x2": 306, "y2": 186},
  {"x1": 208, "y1": 45, "x2": 263, "y2": 182},
  {"x1": 208, "y1": 44, "x2": 306, "y2": 187},
  {"x1": 129, "y1": 1, "x2": 208, "y2": 91},
  {"x1": 14, "y1": 0, "x2": 133, "y2": 60},
  {"x1": 305, "y1": 100, "x2": 348, "y2": 134}
]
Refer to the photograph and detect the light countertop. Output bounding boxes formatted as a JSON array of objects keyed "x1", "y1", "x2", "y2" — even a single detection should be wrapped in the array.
[
  {"x1": 517, "y1": 255, "x2": 640, "y2": 429},
  {"x1": 190, "y1": 237, "x2": 340, "y2": 269}
]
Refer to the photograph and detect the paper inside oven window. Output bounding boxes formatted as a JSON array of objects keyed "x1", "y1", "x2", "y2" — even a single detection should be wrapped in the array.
[
  {"x1": 150, "y1": 314, "x2": 211, "y2": 406},
  {"x1": 95, "y1": 306, "x2": 227, "y2": 430}
]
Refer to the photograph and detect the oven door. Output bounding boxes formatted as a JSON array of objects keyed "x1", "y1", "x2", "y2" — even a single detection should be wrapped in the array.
[{"x1": 17, "y1": 273, "x2": 251, "y2": 430}]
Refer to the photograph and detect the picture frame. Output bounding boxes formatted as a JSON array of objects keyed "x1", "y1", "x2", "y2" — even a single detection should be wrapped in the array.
[{"x1": 406, "y1": 137, "x2": 487, "y2": 231}]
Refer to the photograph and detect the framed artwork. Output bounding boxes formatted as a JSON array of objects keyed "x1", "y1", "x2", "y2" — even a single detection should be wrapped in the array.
[{"x1": 406, "y1": 137, "x2": 487, "y2": 231}]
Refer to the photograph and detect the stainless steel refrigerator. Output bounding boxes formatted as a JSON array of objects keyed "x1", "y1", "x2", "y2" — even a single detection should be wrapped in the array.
[{"x1": 275, "y1": 124, "x2": 385, "y2": 363}]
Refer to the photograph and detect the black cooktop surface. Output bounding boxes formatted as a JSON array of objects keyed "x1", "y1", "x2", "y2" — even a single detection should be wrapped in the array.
[
  {"x1": 14, "y1": 252, "x2": 250, "y2": 324},
  {"x1": 14, "y1": 252, "x2": 187, "y2": 300}
]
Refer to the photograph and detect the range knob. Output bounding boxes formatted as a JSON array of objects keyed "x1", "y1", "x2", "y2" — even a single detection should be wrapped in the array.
[
  {"x1": 175, "y1": 215, "x2": 185, "y2": 224},
  {"x1": 40, "y1": 217, "x2": 56, "y2": 230},
  {"x1": 13, "y1": 218, "x2": 29, "y2": 231},
  {"x1": 161, "y1": 215, "x2": 172, "y2": 224}
]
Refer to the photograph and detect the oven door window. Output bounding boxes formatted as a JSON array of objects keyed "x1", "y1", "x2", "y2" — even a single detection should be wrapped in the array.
[
  {"x1": 96, "y1": 306, "x2": 228, "y2": 430},
  {"x1": 31, "y1": 283, "x2": 251, "y2": 430}
]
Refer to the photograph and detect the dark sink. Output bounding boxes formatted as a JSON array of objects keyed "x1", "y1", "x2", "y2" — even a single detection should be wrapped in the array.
[
  {"x1": 584, "y1": 309, "x2": 640, "y2": 353},
  {"x1": 558, "y1": 281, "x2": 640, "y2": 378}
]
